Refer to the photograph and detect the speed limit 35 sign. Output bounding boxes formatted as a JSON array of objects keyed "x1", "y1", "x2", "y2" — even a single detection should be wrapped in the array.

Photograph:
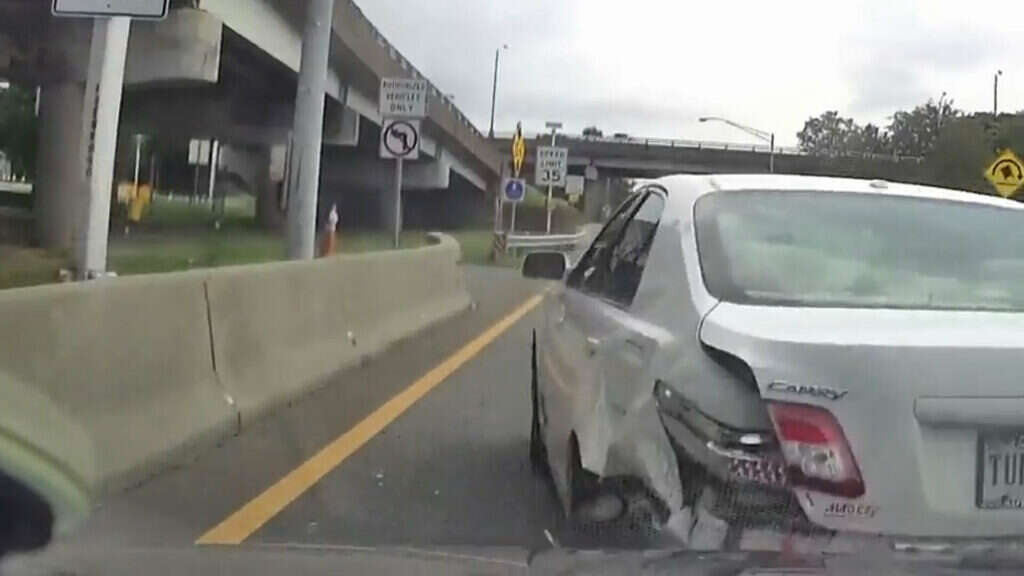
[{"x1": 535, "y1": 146, "x2": 568, "y2": 187}]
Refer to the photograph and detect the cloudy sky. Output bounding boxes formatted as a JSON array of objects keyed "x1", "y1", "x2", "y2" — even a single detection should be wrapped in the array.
[{"x1": 358, "y1": 0, "x2": 1023, "y2": 147}]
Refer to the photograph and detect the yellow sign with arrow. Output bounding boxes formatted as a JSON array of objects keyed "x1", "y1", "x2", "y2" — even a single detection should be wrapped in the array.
[
  {"x1": 512, "y1": 122, "x2": 526, "y2": 178},
  {"x1": 984, "y1": 149, "x2": 1024, "y2": 198}
]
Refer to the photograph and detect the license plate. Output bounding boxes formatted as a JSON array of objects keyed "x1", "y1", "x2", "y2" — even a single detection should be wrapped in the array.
[{"x1": 978, "y1": 431, "x2": 1024, "y2": 510}]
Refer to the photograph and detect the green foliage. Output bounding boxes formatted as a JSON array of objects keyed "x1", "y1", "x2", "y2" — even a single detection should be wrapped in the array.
[
  {"x1": 888, "y1": 99, "x2": 960, "y2": 157},
  {"x1": 0, "y1": 84, "x2": 37, "y2": 179}
]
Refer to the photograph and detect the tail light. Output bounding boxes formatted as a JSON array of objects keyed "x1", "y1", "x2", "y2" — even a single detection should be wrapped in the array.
[{"x1": 767, "y1": 402, "x2": 865, "y2": 498}]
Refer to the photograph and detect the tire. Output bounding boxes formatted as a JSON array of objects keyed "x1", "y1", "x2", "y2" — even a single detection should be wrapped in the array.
[
  {"x1": 529, "y1": 332, "x2": 549, "y2": 474},
  {"x1": 567, "y1": 436, "x2": 626, "y2": 532}
]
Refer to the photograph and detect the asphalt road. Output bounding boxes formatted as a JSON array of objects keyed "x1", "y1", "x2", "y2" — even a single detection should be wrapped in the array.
[{"x1": 10, "y1": 264, "x2": 674, "y2": 576}]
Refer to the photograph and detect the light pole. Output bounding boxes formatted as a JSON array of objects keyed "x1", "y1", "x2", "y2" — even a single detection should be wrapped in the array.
[
  {"x1": 545, "y1": 120, "x2": 562, "y2": 233},
  {"x1": 488, "y1": 44, "x2": 509, "y2": 139},
  {"x1": 699, "y1": 116, "x2": 775, "y2": 173},
  {"x1": 994, "y1": 70, "x2": 1003, "y2": 116}
]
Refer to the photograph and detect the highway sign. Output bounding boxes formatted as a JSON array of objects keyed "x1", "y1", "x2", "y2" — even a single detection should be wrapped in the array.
[
  {"x1": 379, "y1": 78, "x2": 428, "y2": 119},
  {"x1": 512, "y1": 122, "x2": 526, "y2": 178},
  {"x1": 53, "y1": 0, "x2": 168, "y2": 18},
  {"x1": 535, "y1": 146, "x2": 568, "y2": 187},
  {"x1": 502, "y1": 178, "x2": 526, "y2": 203},
  {"x1": 985, "y1": 149, "x2": 1024, "y2": 198},
  {"x1": 380, "y1": 119, "x2": 420, "y2": 160}
]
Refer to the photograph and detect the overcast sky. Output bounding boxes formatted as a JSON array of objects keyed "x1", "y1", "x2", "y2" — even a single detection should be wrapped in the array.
[{"x1": 357, "y1": 0, "x2": 1023, "y2": 147}]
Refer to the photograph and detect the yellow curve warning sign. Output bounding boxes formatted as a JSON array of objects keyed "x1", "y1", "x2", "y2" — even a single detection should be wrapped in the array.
[{"x1": 984, "y1": 149, "x2": 1024, "y2": 198}]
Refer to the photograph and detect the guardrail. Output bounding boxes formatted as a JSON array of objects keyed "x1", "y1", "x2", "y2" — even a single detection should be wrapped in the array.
[
  {"x1": 493, "y1": 132, "x2": 925, "y2": 163},
  {"x1": 494, "y1": 229, "x2": 589, "y2": 258}
]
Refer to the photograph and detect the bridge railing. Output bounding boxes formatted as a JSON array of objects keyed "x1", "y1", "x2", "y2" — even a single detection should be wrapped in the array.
[{"x1": 494, "y1": 132, "x2": 923, "y2": 162}]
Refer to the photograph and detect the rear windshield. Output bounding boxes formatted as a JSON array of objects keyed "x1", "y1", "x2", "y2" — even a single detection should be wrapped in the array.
[{"x1": 694, "y1": 190, "x2": 1024, "y2": 312}]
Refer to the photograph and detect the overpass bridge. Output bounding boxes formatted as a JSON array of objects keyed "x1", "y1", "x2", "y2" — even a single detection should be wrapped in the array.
[
  {"x1": 494, "y1": 133, "x2": 926, "y2": 219},
  {"x1": 0, "y1": 0, "x2": 502, "y2": 252}
]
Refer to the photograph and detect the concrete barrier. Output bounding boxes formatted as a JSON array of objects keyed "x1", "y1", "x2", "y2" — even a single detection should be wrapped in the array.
[
  {"x1": 0, "y1": 272, "x2": 237, "y2": 492},
  {"x1": 206, "y1": 233, "x2": 470, "y2": 426},
  {"x1": 0, "y1": 234, "x2": 469, "y2": 492}
]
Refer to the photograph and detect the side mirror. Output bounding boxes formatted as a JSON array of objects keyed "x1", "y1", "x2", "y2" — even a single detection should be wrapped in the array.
[{"x1": 522, "y1": 252, "x2": 568, "y2": 280}]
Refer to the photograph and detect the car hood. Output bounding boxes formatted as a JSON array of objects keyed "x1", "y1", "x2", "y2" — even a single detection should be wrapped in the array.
[{"x1": 699, "y1": 302, "x2": 1024, "y2": 537}]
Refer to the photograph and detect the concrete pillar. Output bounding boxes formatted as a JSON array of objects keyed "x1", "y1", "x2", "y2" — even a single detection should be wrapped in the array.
[
  {"x1": 35, "y1": 84, "x2": 86, "y2": 250},
  {"x1": 34, "y1": 20, "x2": 91, "y2": 250},
  {"x1": 256, "y1": 147, "x2": 284, "y2": 230},
  {"x1": 285, "y1": 0, "x2": 334, "y2": 260},
  {"x1": 583, "y1": 177, "x2": 610, "y2": 223}
]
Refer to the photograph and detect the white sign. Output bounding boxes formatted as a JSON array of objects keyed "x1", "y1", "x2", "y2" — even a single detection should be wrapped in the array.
[
  {"x1": 502, "y1": 178, "x2": 527, "y2": 203},
  {"x1": 188, "y1": 139, "x2": 211, "y2": 166},
  {"x1": 379, "y1": 78, "x2": 428, "y2": 119},
  {"x1": 535, "y1": 146, "x2": 569, "y2": 187},
  {"x1": 53, "y1": 0, "x2": 169, "y2": 18},
  {"x1": 380, "y1": 119, "x2": 421, "y2": 160}
]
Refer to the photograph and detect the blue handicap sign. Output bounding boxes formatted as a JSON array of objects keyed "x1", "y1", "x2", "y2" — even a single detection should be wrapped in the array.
[{"x1": 503, "y1": 178, "x2": 526, "y2": 203}]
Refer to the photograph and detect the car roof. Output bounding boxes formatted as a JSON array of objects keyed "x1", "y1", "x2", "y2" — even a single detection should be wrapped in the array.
[{"x1": 650, "y1": 174, "x2": 1024, "y2": 218}]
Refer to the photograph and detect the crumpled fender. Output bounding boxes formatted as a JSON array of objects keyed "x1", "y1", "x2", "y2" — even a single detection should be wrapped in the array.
[{"x1": 574, "y1": 349, "x2": 684, "y2": 515}]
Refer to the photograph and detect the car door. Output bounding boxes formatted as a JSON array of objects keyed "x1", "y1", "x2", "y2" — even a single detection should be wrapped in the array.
[
  {"x1": 571, "y1": 190, "x2": 668, "y2": 476},
  {"x1": 540, "y1": 193, "x2": 645, "y2": 497}
]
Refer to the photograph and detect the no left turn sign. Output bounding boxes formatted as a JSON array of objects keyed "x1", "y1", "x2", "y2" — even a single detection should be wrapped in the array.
[{"x1": 380, "y1": 119, "x2": 420, "y2": 160}]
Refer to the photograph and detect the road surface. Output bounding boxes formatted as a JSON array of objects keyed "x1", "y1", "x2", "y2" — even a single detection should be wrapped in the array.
[{"x1": 11, "y1": 264, "x2": 674, "y2": 572}]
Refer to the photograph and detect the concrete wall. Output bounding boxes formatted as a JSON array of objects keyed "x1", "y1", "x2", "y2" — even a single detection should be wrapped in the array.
[{"x1": 0, "y1": 235, "x2": 469, "y2": 493}]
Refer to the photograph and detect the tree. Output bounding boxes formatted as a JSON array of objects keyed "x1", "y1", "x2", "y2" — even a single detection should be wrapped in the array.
[
  {"x1": 887, "y1": 98, "x2": 960, "y2": 157},
  {"x1": 0, "y1": 83, "x2": 37, "y2": 179},
  {"x1": 582, "y1": 125, "x2": 603, "y2": 138},
  {"x1": 797, "y1": 111, "x2": 861, "y2": 157}
]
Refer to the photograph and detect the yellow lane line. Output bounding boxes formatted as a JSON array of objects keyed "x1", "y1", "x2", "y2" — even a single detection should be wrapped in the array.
[{"x1": 196, "y1": 293, "x2": 545, "y2": 545}]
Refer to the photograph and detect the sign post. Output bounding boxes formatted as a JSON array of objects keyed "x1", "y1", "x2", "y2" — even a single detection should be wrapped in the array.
[
  {"x1": 380, "y1": 78, "x2": 427, "y2": 248},
  {"x1": 54, "y1": 0, "x2": 168, "y2": 278}
]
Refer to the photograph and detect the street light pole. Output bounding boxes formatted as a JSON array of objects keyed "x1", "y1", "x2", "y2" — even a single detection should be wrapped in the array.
[
  {"x1": 699, "y1": 116, "x2": 775, "y2": 173},
  {"x1": 995, "y1": 71, "x2": 1000, "y2": 116},
  {"x1": 488, "y1": 44, "x2": 508, "y2": 139}
]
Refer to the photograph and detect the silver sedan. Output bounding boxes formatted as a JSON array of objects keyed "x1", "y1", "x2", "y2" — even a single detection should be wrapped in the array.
[{"x1": 524, "y1": 174, "x2": 1024, "y2": 545}]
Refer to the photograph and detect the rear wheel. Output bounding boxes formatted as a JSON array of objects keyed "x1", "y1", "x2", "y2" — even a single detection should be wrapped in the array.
[{"x1": 566, "y1": 436, "x2": 625, "y2": 530}]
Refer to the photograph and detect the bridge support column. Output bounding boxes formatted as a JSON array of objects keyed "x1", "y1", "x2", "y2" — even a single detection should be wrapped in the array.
[
  {"x1": 33, "y1": 20, "x2": 91, "y2": 251},
  {"x1": 583, "y1": 177, "x2": 611, "y2": 222}
]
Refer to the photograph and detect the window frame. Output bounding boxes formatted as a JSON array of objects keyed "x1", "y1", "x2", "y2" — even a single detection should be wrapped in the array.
[{"x1": 568, "y1": 185, "x2": 667, "y2": 310}]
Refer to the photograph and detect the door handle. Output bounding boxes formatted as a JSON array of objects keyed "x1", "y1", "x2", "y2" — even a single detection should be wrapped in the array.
[{"x1": 586, "y1": 337, "x2": 601, "y2": 356}]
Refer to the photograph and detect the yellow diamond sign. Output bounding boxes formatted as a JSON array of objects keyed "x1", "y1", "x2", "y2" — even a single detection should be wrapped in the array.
[{"x1": 984, "y1": 149, "x2": 1024, "y2": 198}]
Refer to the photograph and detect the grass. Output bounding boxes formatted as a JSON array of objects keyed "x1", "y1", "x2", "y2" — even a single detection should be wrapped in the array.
[
  {"x1": 0, "y1": 245, "x2": 67, "y2": 289},
  {"x1": 0, "y1": 192, "x2": 514, "y2": 289}
]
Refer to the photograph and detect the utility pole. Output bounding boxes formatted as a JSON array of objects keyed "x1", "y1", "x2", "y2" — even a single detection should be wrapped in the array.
[
  {"x1": 994, "y1": 70, "x2": 1003, "y2": 116},
  {"x1": 488, "y1": 44, "x2": 508, "y2": 139},
  {"x1": 286, "y1": 0, "x2": 335, "y2": 260}
]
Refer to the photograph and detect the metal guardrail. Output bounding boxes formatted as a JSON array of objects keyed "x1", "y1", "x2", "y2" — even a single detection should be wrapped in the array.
[
  {"x1": 493, "y1": 132, "x2": 924, "y2": 163},
  {"x1": 494, "y1": 230, "x2": 589, "y2": 258}
]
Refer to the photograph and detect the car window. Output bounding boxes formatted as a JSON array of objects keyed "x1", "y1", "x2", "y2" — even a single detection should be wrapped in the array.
[
  {"x1": 695, "y1": 190, "x2": 1024, "y2": 311},
  {"x1": 567, "y1": 192, "x2": 643, "y2": 294},
  {"x1": 604, "y1": 192, "x2": 665, "y2": 306}
]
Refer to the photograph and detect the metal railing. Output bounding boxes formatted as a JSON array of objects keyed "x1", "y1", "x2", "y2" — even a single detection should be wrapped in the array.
[
  {"x1": 494, "y1": 229, "x2": 589, "y2": 257},
  {"x1": 493, "y1": 132, "x2": 924, "y2": 163}
]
